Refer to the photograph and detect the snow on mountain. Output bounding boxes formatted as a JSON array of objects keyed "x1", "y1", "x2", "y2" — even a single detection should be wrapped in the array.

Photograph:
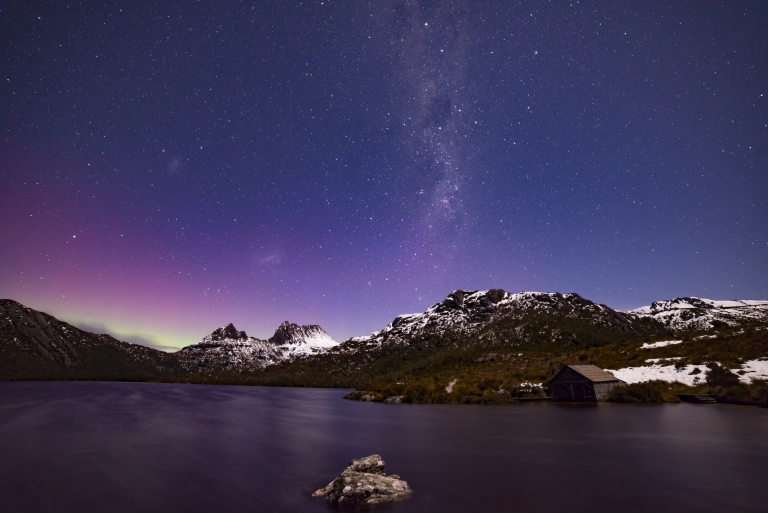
[
  {"x1": 176, "y1": 324, "x2": 283, "y2": 372},
  {"x1": 268, "y1": 321, "x2": 338, "y2": 357},
  {"x1": 351, "y1": 289, "x2": 656, "y2": 348},
  {"x1": 629, "y1": 297, "x2": 768, "y2": 331},
  {"x1": 177, "y1": 322, "x2": 338, "y2": 372}
]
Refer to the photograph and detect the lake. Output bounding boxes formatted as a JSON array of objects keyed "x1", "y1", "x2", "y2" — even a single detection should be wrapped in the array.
[{"x1": 1, "y1": 382, "x2": 767, "y2": 513}]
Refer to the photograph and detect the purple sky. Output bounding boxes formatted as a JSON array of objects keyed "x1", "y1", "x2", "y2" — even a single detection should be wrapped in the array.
[{"x1": 2, "y1": 1, "x2": 767, "y2": 350}]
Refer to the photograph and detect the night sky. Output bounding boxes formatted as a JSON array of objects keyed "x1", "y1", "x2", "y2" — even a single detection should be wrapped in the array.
[{"x1": 2, "y1": 1, "x2": 767, "y2": 350}]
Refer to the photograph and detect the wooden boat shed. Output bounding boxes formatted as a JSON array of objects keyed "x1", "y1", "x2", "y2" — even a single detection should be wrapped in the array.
[{"x1": 549, "y1": 364, "x2": 625, "y2": 402}]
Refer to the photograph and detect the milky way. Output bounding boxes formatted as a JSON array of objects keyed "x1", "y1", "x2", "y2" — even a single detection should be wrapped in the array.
[
  {"x1": 1, "y1": 1, "x2": 766, "y2": 348},
  {"x1": 396, "y1": 1, "x2": 469, "y2": 228}
]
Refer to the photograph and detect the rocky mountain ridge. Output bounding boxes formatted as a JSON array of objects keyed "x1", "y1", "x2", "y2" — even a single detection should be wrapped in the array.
[
  {"x1": 350, "y1": 289, "x2": 667, "y2": 351},
  {"x1": 176, "y1": 321, "x2": 338, "y2": 372}
]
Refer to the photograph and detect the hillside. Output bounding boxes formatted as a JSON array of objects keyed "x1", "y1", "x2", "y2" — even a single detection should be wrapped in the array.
[
  {"x1": 0, "y1": 299, "x2": 181, "y2": 381},
  {"x1": 0, "y1": 299, "x2": 339, "y2": 380}
]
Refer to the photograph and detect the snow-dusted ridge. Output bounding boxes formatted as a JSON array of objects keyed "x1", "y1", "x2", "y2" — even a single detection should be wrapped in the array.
[
  {"x1": 629, "y1": 297, "x2": 768, "y2": 331},
  {"x1": 349, "y1": 289, "x2": 648, "y2": 348},
  {"x1": 176, "y1": 321, "x2": 338, "y2": 372}
]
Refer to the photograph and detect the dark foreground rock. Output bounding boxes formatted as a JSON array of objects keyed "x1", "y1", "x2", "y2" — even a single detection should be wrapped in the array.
[{"x1": 312, "y1": 454, "x2": 412, "y2": 507}]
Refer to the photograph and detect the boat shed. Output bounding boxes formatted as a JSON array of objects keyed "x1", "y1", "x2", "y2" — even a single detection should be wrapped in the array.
[{"x1": 549, "y1": 365, "x2": 625, "y2": 402}]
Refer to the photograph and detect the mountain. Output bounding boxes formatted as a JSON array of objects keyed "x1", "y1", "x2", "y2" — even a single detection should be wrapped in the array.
[
  {"x1": 353, "y1": 289, "x2": 668, "y2": 350},
  {"x1": 629, "y1": 297, "x2": 768, "y2": 331},
  {"x1": 269, "y1": 321, "x2": 338, "y2": 354},
  {"x1": 175, "y1": 321, "x2": 338, "y2": 373},
  {"x1": 175, "y1": 324, "x2": 284, "y2": 372},
  {"x1": 0, "y1": 299, "x2": 180, "y2": 380}
]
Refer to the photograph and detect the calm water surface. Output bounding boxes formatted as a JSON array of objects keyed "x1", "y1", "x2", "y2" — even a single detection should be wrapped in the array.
[{"x1": 1, "y1": 382, "x2": 767, "y2": 513}]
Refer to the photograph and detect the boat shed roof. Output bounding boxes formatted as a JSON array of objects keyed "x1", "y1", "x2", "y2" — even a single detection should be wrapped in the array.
[{"x1": 564, "y1": 365, "x2": 620, "y2": 383}]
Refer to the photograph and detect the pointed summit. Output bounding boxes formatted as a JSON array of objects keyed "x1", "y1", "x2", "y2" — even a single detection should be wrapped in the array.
[{"x1": 208, "y1": 323, "x2": 248, "y2": 341}]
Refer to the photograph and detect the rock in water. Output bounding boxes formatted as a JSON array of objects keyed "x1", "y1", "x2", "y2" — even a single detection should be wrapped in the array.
[
  {"x1": 312, "y1": 454, "x2": 412, "y2": 506},
  {"x1": 346, "y1": 454, "x2": 386, "y2": 475}
]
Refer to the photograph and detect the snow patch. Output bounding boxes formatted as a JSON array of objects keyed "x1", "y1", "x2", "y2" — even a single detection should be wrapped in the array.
[
  {"x1": 738, "y1": 359, "x2": 768, "y2": 384},
  {"x1": 641, "y1": 340, "x2": 683, "y2": 349},
  {"x1": 606, "y1": 364, "x2": 709, "y2": 386},
  {"x1": 608, "y1": 359, "x2": 768, "y2": 386}
]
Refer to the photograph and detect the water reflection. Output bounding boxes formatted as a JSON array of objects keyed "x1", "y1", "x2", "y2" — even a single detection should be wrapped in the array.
[{"x1": 1, "y1": 382, "x2": 766, "y2": 513}]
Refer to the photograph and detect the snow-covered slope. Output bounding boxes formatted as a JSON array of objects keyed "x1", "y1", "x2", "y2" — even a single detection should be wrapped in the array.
[
  {"x1": 629, "y1": 297, "x2": 768, "y2": 331},
  {"x1": 177, "y1": 322, "x2": 338, "y2": 372},
  {"x1": 606, "y1": 358, "x2": 768, "y2": 385}
]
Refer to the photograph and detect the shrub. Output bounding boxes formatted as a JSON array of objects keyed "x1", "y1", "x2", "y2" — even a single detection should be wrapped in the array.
[
  {"x1": 754, "y1": 384, "x2": 768, "y2": 408},
  {"x1": 716, "y1": 382, "x2": 768, "y2": 408},
  {"x1": 716, "y1": 385, "x2": 753, "y2": 406},
  {"x1": 706, "y1": 363, "x2": 740, "y2": 388},
  {"x1": 606, "y1": 382, "x2": 663, "y2": 403}
]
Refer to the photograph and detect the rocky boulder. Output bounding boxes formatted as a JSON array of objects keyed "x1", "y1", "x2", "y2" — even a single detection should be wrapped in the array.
[{"x1": 312, "y1": 454, "x2": 411, "y2": 506}]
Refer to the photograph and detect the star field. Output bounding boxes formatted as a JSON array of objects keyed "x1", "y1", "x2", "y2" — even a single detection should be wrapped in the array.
[{"x1": 1, "y1": 1, "x2": 767, "y2": 349}]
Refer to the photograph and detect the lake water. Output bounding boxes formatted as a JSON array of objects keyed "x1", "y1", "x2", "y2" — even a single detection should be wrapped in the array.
[{"x1": 1, "y1": 382, "x2": 767, "y2": 513}]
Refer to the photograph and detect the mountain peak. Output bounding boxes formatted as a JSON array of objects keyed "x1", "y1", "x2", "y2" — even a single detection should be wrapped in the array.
[
  {"x1": 268, "y1": 321, "x2": 336, "y2": 348},
  {"x1": 208, "y1": 323, "x2": 248, "y2": 341}
]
